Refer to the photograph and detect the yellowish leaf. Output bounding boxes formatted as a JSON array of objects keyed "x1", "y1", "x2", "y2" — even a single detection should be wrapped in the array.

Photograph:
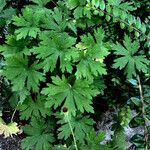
[
  {"x1": 0, "y1": 117, "x2": 20, "y2": 138},
  {"x1": 95, "y1": 58, "x2": 103, "y2": 63},
  {"x1": 75, "y1": 42, "x2": 87, "y2": 50}
]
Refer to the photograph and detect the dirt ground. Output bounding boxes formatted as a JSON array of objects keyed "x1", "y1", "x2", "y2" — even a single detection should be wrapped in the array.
[{"x1": 0, "y1": 135, "x2": 21, "y2": 150}]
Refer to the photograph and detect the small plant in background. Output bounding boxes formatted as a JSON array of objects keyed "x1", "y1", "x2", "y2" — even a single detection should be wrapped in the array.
[{"x1": 0, "y1": 0, "x2": 149, "y2": 150}]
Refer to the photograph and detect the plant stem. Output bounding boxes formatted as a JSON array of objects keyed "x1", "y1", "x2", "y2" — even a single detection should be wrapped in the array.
[
  {"x1": 11, "y1": 103, "x2": 19, "y2": 123},
  {"x1": 66, "y1": 113, "x2": 78, "y2": 150},
  {"x1": 98, "y1": 9, "x2": 150, "y2": 40},
  {"x1": 137, "y1": 75, "x2": 148, "y2": 150}
]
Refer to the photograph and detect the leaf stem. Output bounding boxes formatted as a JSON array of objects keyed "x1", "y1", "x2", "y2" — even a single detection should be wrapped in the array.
[
  {"x1": 136, "y1": 75, "x2": 148, "y2": 150},
  {"x1": 11, "y1": 103, "x2": 19, "y2": 123},
  {"x1": 65, "y1": 113, "x2": 78, "y2": 150},
  {"x1": 98, "y1": 9, "x2": 150, "y2": 40}
]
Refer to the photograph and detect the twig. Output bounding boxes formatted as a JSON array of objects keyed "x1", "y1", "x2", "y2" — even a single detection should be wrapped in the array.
[{"x1": 136, "y1": 75, "x2": 148, "y2": 150}]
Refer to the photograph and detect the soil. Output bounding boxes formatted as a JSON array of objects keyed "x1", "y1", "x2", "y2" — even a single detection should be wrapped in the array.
[{"x1": 0, "y1": 135, "x2": 22, "y2": 150}]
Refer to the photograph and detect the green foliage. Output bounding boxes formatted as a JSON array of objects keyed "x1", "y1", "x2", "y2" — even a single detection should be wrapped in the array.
[
  {"x1": 0, "y1": 35, "x2": 30, "y2": 57},
  {"x1": 112, "y1": 35, "x2": 149, "y2": 78},
  {"x1": 0, "y1": 0, "x2": 149, "y2": 149},
  {"x1": 86, "y1": 0, "x2": 148, "y2": 37},
  {"x1": 0, "y1": 0, "x2": 16, "y2": 28},
  {"x1": 0, "y1": 0, "x2": 6, "y2": 12},
  {"x1": 56, "y1": 112, "x2": 94, "y2": 141},
  {"x1": 22, "y1": 117, "x2": 54, "y2": 150},
  {"x1": 31, "y1": 32, "x2": 78, "y2": 73},
  {"x1": 3, "y1": 55, "x2": 45, "y2": 95},
  {"x1": 111, "y1": 126, "x2": 126, "y2": 150},
  {"x1": 75, "y1": 28, "x2": 109, "y2": 80},
  {"x1": 13, "y1": 7, "x2": 41, "y2": 40},
  {"x1": 32, "y1": 0, "x2": 51, "y2": 6},
  {"x1": 80, "y1": 129, "x2": 111, "y2": 150},
  {"x1": 42, "y1": 76, "x2": 99, "y2": 115},
  {"x1": 118, "y1": 106, "x2": 132, "y2": 127},
  {"x1": 18, "y1": 95, "x2": 51, "y2": 120}
]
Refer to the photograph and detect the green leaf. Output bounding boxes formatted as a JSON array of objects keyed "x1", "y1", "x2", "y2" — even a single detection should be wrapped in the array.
[
  {"x1": 18, "y1": 95, "x2": 51, "y2": 120},
  {"x1": 75, "y1": 28, "x2": 109, "y2": 81},
  {"x1": 120, "y1": 22, "x2": 125, "y2": 29},
  {"x1": 13, "y1": 7, "x2": 42, "y2": 40},
  {"x1": 15, "y1": 27, "x2": 40, "y2": 40},
  {"x1": 22, "y1": 117, "x2": 54, "y2": 150},
  {"x1": 128, "y1": 79, "x2": 138, "y2": 86},
  {"x1": 136, "y1": 17, "x2": 141, "y2": 29},
  {"x1": 111, "y1": 126, "x2": 126, "y2": 150},
  {"x1": 118, "y1": 106, "x2": 132, "y2": 127},
  {"x1": 87, "y1": 129, "x2": 106, "y2": 143},
  {"x1": 67, "y1": 0, "x2": 79, "y2": 9},
  {"x1": 56, "y1": 113, "x2": 94, "y2": 141},
  {"x1": 78, "y1": 129, "x2": 111, "y2": 150},
  {"x1": 83, "y1": 129, "x2": 111, "y2": 150},
  {"x1": 94, "y1": 0, "x2": 100, "y2": 8},
  {"x1": 129, "y1": 115, "x2": 144, "y2": 128},
  {"x1": 0, "y1": 8, "x2": 16, "y2": 23},
  {"x1": 120, "y1": 11, "x2": 127, "y2": 20},
  {"x1": 0, "y1": 35, "x2": 30, "y2": 57},
  {"x1": 42, "y1": 7, "x2": 68, "y2": 32},
  {"x1": 3, "y1": 55, "x2": 45, "y2": 92},
  {"x1": 9, "y1": 88, "x2": 30, "y2": 105},
  {"x1": 113, "y1": 7, "x2": 119, "y2": 17},
  {"x1": 107, "y1": 0, "x2": 122, "y2": 6},
  {"x1": 0, "y1": 0, "x2": 6, "y2": 12},
  {"x1": 119, "y1": 2, "x2": 136, "y2": 12},
  {"x1": 141, "y1": 23, "x2": 146, "y2": 33},
  {"x1": 42, "y1": 76, "x2": 99, "y2": 115},
  {"x1": 113, "y1": 35, "x2": 149, "y2": 78},
  {"x1": 128, "y1": 97, "x2": 141, "y2": 106},
  {"x1": 106, "y1": 15, "x2": 111, "y2": 21},
  {"x1": 31, "y1": 32, "x2": 78, "y2": 73},
  {"x1": 32, "y1": 0, "x2": 51, "y2": 6},
  {"x1": 106, "y1": 4, "x2": 111, "y2": 13},
  {"x1": 130, "y1": 134, "x2": 145, "y2": 148},
  {"x1": 99, "y1": 0, "x2": 105, "y2": 10},
  {"x1": 74, "y1": 6, "x2": 83, "y2": 19}
]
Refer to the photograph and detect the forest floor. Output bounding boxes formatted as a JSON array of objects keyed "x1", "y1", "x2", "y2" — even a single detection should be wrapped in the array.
[
  {"x1": 0, "y1": 110, "x2": 146, "y2": 150},
  {"x1": 0, "y1": 135, "x2": 21, "y2": 150}
]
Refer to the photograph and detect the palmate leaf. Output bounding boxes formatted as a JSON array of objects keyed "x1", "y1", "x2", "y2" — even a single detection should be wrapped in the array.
[
  {"x1": 111, "y1": 126, "x2": 126, "y2": 150},
  {"x1": 18, "y1": 95, "x2": 51, "y2": 120},
  {"x1": 13, "y1": 7, "x2": 42, "y2": 40},
  {"x1": 42, "y1": 7, "x2": 69, "y2": 32},
  {"x1": 40, "y1": 6, "x2": 77, "y2": 34},
  {"x1": 31, "y1": 32, "x2": 78, "y2": 73},
  {"x1": 0, "y1": 35, "x2": 29, "y2": 57},
  {"x1": 3, "y1": 55, "x2": 45, "y2": 92},
  {"x1": 113, "y1": 35, "x2": 149, "y2": 78},
  {"x1": 56, "y1": 113, "x2": 94, "y2": 141},
  {"x1": 75, "y1": 28, "x2": 109, "y2": 81},
  {"x1": 80, "y1": 129, "x2": 111, "y2": 150},
  {"x1": 22, "y1": 117, "x2": 54, "y2": 150},
  {"x1": 42, "y1": 76, "x2": 99, "y2": 115}
]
